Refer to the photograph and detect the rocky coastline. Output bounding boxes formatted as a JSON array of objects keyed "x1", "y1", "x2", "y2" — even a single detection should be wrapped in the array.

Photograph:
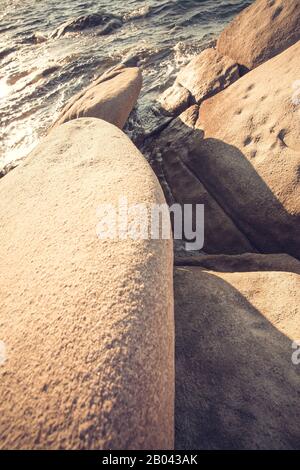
[{"x1": 0, "y1": 0, "x2": 300, "y2": 450}]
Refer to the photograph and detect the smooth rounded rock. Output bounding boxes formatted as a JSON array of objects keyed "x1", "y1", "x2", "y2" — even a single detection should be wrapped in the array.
[
  {"x1": 51, "y1": 65, "x2": 142, "y2": 130},
  {"x1": 0, "y1": 118, "x2": 174, "y2": 450}
]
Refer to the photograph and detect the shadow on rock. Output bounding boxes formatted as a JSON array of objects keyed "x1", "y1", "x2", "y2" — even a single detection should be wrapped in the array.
[{"x1": 174, "y1": 266, "x2": 300, "y2": 449}]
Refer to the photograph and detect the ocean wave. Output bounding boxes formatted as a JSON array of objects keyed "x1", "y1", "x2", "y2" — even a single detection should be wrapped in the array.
[{"x1": 123, "y1": 5, "x2": 152, "y2": 21}]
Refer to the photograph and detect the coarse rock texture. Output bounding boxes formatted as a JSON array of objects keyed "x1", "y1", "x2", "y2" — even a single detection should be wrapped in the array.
[
  {"x1": 186, "y1": 41, "x2": 300, "y2": 258},
  {"x1": 51, "y1": 65, "x2": 142, "y2": 130},
  {"x1": 0, "y1": 118, "x2": 174, "y2": 450},
  {"x1": 147, "y1": 105, "x2": 255, "y2": 255},
  {"x1": 159, "y1": 48, "x2": 240, "y2": 116},
  {"x1": 174, "y1": 258, "x2": 300, "y2": 449},
  {"x1": 217, "y1": 0, "x2": 300, "y2": 70}
]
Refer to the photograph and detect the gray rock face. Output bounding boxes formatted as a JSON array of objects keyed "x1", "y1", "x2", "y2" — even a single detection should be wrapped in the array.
[{"x1": 0, "y1": 118, "x2": 174, "y2": 450}]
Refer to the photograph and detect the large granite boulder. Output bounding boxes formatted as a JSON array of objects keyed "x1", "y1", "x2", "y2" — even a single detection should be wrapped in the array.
[
  {"x1": 217, "y1": 0, "x2": 300, "y2": 69},
  {"x1": 183, "y1": 41, "x2": 300, "y2": 258},
  {"x1": 159, "y1": 48, "x2": 240, "y2": 116},
  {"x1": 51, "y1": 65, "x2": 142, "y2": 130},
  {"x1": 175, "y1": 254, "x2": 300, "y2": 449},
  {"x1": 0, "y1": 118, "x2": 174, "y2": 449}
]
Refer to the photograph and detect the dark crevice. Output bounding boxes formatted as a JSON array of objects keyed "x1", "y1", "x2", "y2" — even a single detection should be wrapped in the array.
[
  {"x1": 238, "y1": 64, "x2": 250, "y2": 77},
  {"x1": 163, "y1": 149, "x2": 258, "y2": 253},
  {"x1": 174, "y1": 149, "x2": 261, "y2": 253}
]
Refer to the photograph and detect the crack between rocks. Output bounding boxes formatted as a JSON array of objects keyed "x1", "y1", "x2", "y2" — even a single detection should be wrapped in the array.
[{"x1": 174, "y1": 151, "x2": 261, "y2": 253}]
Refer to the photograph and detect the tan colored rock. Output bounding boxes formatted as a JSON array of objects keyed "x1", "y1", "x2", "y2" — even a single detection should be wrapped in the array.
[
  {"x1": 175, "y1": 257, "x2": 300, "y2": 449},
  {"x1": 217, "y1": 0, "x2": 300, "y2": 70},
  {"x1": 147, "y1": 105, "x2": 255, "y2": 254},
  {"x1": 51, "y1": 65, "x2": 142, "y2": 130},
  {"x1": 159, "y1": 82, "x2": 191, "y2": 115},
  {"x1": 159, "y1": 48, "x2": 239, "y2": 115},
  {"x1": 177, "y1": 48, "x2": 240, "y2": 103},
  {"x1": 0, "y1": 118, "x2": 174, "y2": 450},
  {"x1": 185, "y1": 41, "x2": 300, "y2": 258}
]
